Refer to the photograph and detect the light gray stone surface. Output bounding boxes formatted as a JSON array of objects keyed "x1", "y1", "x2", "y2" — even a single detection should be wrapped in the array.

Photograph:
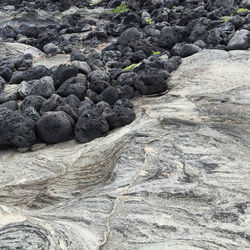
[
  {"x1": 0, "y1": 42, "x2": 45, "y2": 62},
  {"x1": 0, "y1": 50, "x2": 250, "y2": 249}
]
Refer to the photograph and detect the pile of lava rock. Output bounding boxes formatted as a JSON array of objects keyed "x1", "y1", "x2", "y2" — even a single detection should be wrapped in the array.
[{"x1": 0, "y1": 0, "x2": 250, "y2": 150}]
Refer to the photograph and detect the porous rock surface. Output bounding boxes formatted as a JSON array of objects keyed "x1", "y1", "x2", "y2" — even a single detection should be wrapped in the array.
[{"x1": 0, "y1": 49, "x2": 249, "y2": 249}]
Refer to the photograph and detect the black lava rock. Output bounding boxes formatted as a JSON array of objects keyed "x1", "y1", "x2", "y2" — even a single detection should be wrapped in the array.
[
  {"x1": 30, "y1": 76, "x2": 55, "y2": 98},
  {"x1": 36, "y1": 111, "x2": 73, "y2": 143},
  {"x1": 57, "y1": 77, "x2": 87, "y2": 99},
  {"x1": 171, "y1": 42, "x2": 201, "y2": 57},
  {"x1": 0, "y1": 76, "x2": 5, "y2": 92},
  {"x1": 102, "y1": 106, "x2": 136, "y2": 129},
  {"x1": 0, "y1": 107, "x2": 36, "y2": 148},
  {"x1": 135, "y1": 75, "x2": 168, "y2": 95},
  {"x1": 100, "y1": 86, "x2": 120, "y2": 105},
  {"x1": 23, "y1": 106, "x2": 41, "y2": 122},
  {"x1": 52, "y1": 65, "x2": 78, "y2": 88},
  {"x1": 0, "y1": 100, "x2": 18, "y2": 111},
  {"x1": 118, "y1": 27, "x2": 141, "y2": 46},
  {"x1": 40, "y1": 94, "x2": 67, "y2": 114},
  {"x1": 75, "y1": 109, "x2": 109, "y2": 143},
  {"x1": 65, "y1": 94, "x2": 80, "y2": 110}
]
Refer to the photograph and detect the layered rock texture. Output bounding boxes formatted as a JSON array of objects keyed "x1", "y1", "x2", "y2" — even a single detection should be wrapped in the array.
[{"x1": 0, "y1": 49, "x2": 249, "y2": 249}]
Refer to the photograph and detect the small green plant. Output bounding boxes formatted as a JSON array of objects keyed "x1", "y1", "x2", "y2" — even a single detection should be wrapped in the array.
[
  {"x1": 84, "y1": 6, "x2": 88, "y2": 10},
  {"x1": 145, "y1": 18, "x2": 153, "y2": 24},
  {"x1": 221, "y1": 16, "x2": 231, "y2": 22},
  {"x1": 237, "y1": 8, "x2": 250, "y2": 14},
  {"x1": 112, "y1": 2, "x2": 130, "y2": 13},
  {"x1": 123, "y1": 64, "x2": 138, "y2": 71},
  {"x1": 152, "y1": 51, "x2": 160, "y2": 56}
]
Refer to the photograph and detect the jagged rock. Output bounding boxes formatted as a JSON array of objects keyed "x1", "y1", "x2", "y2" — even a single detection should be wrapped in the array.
[
  {"x1": 57, "y1": 77, "x2": 87, "y2": 100},
  {"x1": 36, "y1": 111, "x2": 73, "y2": 143},
  {"x1": 0, "y1": 107, "x2": 36, "y2": 148},
  {"x1": 0, "y1": 100, "x2": 18, "y2": 111},
  {"x1": 75, "y1": 108, "x2": 109, "y2": 143},
  {"x1": 30, "y1": 76, "x2": 55, "y2": 98},
  {"x1": 118, "y1": 27, "x2": 141, "y2": 46},
  {"x1": 172, "y1": 42, "x2": 202, "y2": 57}
]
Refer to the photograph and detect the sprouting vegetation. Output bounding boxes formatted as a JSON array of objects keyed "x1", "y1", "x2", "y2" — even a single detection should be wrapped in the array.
[
  {"x1": 237, "y1": 8, "x2": 250, "y2": 14},
  {"x1": 145, "y1": 18, "x2": 153, "y2": 24},
  {"x1": 123, "y1": 64, "x2": 138, "y2": 71},
  {"x1": 112, "y1": 2, "x2": 130, "y2": 13},
  {"x1": 221, "y1": 16, "x2": 232, "y2": 22},
  {"x1": 152, "y1": 51, "x2": 161, "y2": 56}
]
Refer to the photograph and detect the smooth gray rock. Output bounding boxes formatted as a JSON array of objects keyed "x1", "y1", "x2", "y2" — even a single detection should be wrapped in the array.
[
  {"x1": 0, "y1": 42, "x2": 45, "y2": 62},
  {"x1": 0, "y1": 50, "x2": 249, "y2": 249},
  {"x1": 227, "y1": 29, "x2": 250, "y2": 50}
]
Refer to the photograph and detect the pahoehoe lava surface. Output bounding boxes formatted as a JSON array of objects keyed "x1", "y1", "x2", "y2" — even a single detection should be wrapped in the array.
[{"x1": 0, "y1": 50, "x2": 250, "y2": 249}]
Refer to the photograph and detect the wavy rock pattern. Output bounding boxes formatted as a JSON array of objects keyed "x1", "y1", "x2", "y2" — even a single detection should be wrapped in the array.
[{"x1": 0, "y1": 50, "x2": 250, "y2": 249}]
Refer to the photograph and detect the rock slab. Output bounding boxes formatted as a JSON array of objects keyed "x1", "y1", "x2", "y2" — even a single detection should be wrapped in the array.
[{"x1": 0, "y1": 50, "x2": 249, "y2": 249}]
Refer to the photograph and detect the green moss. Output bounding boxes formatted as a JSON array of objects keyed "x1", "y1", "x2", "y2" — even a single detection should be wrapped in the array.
[
  {"x1": 152, "y1": 51, "x2": 161, "y2": 56},
  {"x1": 112, "y1": 2, "x2": 130, "y2": 13},
  {"x1": 123, "y1": 64, "x2": 138, "y2": 71},
  {"x1": 145, "y1": 18, "x2": 153, "y2": 24},
  {"x1": 237, "y1": 8, "x2": 250, "y2": 14}
]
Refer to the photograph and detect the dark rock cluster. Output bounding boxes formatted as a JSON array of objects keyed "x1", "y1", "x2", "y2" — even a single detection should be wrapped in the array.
[{"x1": 0, "y1": 0, "x2": 250, "y2": 149}]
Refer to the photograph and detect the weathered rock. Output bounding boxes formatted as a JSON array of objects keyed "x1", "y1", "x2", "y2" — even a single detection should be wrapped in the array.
[
  {"x1": 172, "y1": 42, "x2": 201, "y2": 57},
  {"x1": 20, "y1": 95, "x2": 46, "y2": 112},
  {"x1": 72, "y1": 61, "x2": 91, "y2": 75},
  {"x1": 227, "y1": 29, "x2": 250, "y2": 50},
  {"x1": 0, "y1": 42, "x2": 45, "y2": 62},
  {"x1": 75, "y1": 108, "x2": 109, "y2": 143},
  {"x1": 43, "y1": 43, "x2": 60, "y2": 55},
  {"x1": 0, "y1": 100, "x2": 18, "y2": 111},
  {"x1": 30, "y1": 76, "x2": 55, "y2": 98},
  {"x1": 23, "y1": 106, "x2": 40, "y2": 122},
  {"x1": 116, "y1": 72, "x2": 137, "y2": 87},
  {"x1": 135, "y1": 74, "x2": 168, "y2": 95},
  {"x1": 102, "y1": 106, "x2": 136, "y2": 129},
  {"x1": 40, "y1": 94, "x2": 66, "y2": 114},
  {"x1": 100, "y1": 86, "x2": 120, "y2": 105},
  {"x1": 57, "y1": 77, "x2": 87, "y2": 100},
  {"x1": 36, "y1": 111, "x2": 73, "y2": 143},
  {"x1": 158, "y1": 26, "x2": 177, "y2": 49},
  {"x1": 89, "y1": 69, "x2": 110, "y2": 83},
  {"x1": 0, "y1": 50, "x2": 249, "y2": 249},
  {"x1": 0, "y1": 76, "x2": 5, "y2": 92},
  {"x1": 52, "y1": 65, "x2": 78, "y2": 88},
  {"x1": 118, "y1": 27, "x2": 141, "y2": 46},
  {"x1": 0, "y1": 107, "x2": 36, "y2": 148}
]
